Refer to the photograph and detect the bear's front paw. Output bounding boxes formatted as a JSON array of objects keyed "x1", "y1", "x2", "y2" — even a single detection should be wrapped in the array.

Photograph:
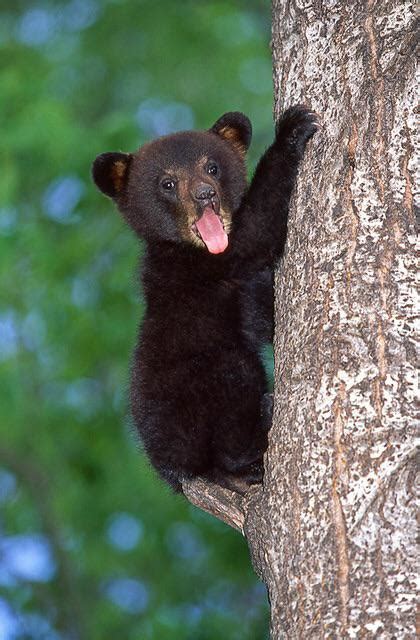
[{"x1": 275, "y1": 105, "x2": 319, "y2": 155}]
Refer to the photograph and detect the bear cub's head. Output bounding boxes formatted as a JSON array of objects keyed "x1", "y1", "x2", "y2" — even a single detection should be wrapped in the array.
[{"x1": 92, "y1": 112, "x2": 252, "y2": 254}]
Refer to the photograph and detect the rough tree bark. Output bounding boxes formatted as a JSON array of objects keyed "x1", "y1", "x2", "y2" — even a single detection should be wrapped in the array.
[{"x1": 184, "y1": 1, "x2": 418, "y2": 637}]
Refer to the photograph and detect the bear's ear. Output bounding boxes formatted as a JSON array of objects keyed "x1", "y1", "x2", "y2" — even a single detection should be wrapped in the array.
[
  {"x1": 210, "y1": 112, "x2": 252, "y2": 155},
  {"x1": 92, "y1": 152, "x2": 132, "y2": 198}
]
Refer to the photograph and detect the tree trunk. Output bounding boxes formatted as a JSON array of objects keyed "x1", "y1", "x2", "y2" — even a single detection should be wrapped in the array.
[{"x1": 184, "y1": 1, "x2": 417, "y2": 637}]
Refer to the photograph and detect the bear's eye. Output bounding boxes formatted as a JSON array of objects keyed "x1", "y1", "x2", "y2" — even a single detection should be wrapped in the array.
[
  {"x1": 161, "y1": 178, "x2": 176, "y2": 191},
  {"x1": 207, "y1": 162, "x2": 219, "y2": 177}
]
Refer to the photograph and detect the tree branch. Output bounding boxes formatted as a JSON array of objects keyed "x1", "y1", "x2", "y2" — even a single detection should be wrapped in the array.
[{"x1": 182, "y1": 477, "x2": 247, "y2": 533}]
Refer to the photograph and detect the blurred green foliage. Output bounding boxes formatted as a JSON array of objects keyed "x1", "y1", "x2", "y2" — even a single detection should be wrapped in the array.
[{"x1": 0, "y1": 1, "x2": 274, "y2": 638}]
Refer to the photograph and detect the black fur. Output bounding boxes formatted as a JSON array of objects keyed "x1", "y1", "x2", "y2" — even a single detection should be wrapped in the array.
[{"x1": 92, "y1": 106, "x2": 317, "y2": 492}]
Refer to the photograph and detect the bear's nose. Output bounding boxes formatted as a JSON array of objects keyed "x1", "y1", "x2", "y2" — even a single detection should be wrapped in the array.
[{"x1": 194, "y1": 183, "x2": 216, "y2": 201}]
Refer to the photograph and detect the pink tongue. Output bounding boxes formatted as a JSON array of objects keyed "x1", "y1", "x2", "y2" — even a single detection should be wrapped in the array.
[{"x1": 196, "y1": 207, "x2": 228, "y2": 254}]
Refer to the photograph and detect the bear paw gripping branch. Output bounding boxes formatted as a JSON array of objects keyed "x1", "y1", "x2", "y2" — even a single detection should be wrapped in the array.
[{"x1": 92, "y1": 106, "x2": 317, "y2": 494}]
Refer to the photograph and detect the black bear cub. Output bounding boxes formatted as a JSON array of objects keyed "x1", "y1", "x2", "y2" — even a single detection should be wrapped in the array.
[{"x1": 92, "y1": 106, "x2": 317, "y2": 493}]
